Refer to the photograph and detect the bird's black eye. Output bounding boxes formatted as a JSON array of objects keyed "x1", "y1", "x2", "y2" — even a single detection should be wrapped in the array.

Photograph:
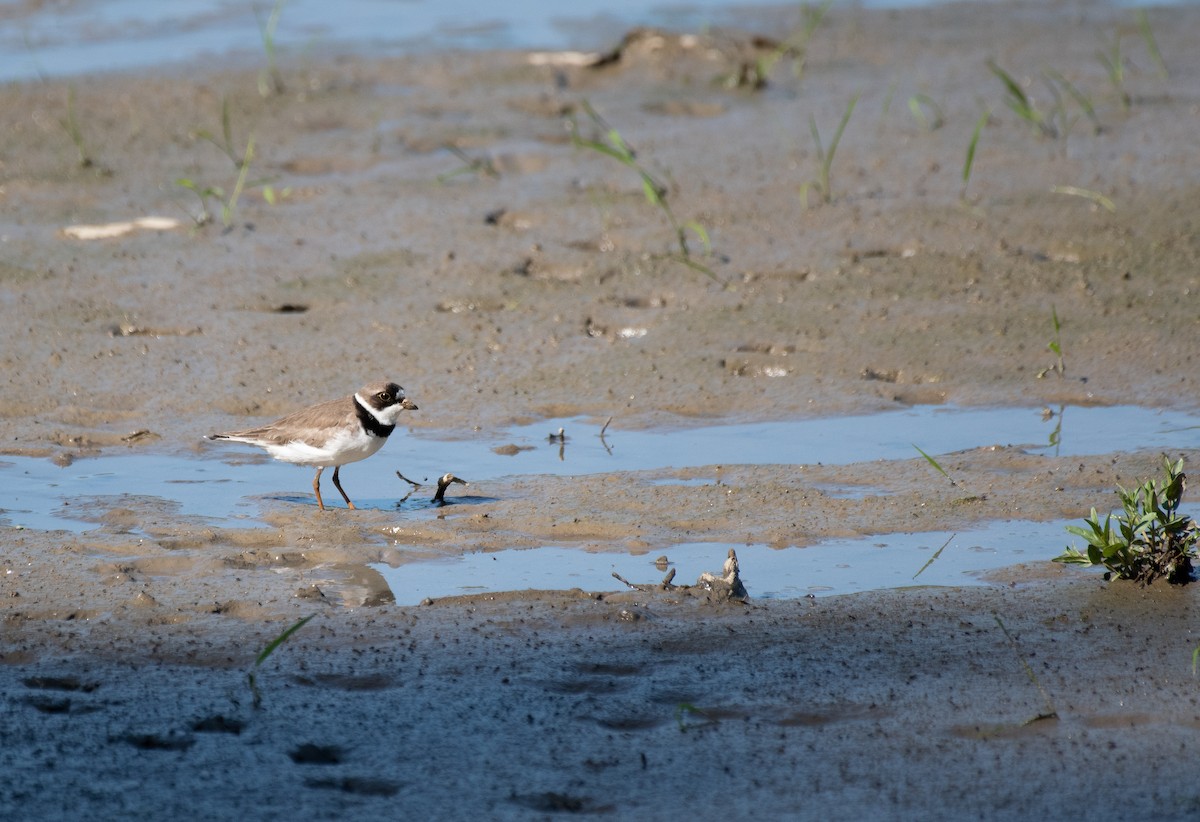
[{"x1": 377, "y1": 392, "x2": 392, "y2": 404}]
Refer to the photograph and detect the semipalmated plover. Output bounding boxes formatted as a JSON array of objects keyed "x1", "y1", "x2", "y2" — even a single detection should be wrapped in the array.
[{"x1": 210, "y1": 380, "x2": 418, "y2": 510}]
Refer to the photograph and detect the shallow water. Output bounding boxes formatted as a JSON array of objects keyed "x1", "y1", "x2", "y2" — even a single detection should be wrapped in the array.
[
  {"x1": 3, "y1": 403, "x2": 1198, "y2": 598},
  {"x1": 370, "y1": 520, "x2": 1083, "y2": 605},
  {"x1": 0, "y1": 0, "x2": 1169, "y2": 82}
]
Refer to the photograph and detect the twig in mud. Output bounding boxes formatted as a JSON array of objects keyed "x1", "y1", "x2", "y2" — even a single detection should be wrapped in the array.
[
  {"x1": 612, "y1": 549, "x2": 746, "y2": 600},
  {"x1": 612, "y1": 566, "x2": 677, "y2": 591},
  {"x1": 395, "y1": 470, "x2": 422, "y2": 503},
  {"x1": 598, "y1": 416, "x2": 614, "y2": 455},
  {"x1": 395, "y1": 470, "x2": 468, "y2": 504},
  {"x1": 912, "y1": 533, "x2": 956, "y2": 580},
  {"x1": 432, "y1": 473, "x2": 467, "y2": 504}
]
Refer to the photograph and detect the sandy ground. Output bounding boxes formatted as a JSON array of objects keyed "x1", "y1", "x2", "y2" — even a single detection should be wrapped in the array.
[{"x1": 4, "y1": 0, "x2": 1200, "y2": 818}]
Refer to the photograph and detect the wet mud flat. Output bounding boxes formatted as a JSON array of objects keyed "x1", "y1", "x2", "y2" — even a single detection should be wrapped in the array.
[{"x1": 4, "y1": 0, "x2": 1200, "y2": 818}]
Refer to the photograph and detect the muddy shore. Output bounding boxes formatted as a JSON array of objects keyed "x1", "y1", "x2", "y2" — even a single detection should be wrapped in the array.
[{"x1": 3, "y1": 1, "x2": 1200, "y2": 818}]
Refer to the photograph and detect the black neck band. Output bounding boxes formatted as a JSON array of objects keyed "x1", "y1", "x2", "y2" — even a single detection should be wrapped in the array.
[{"x1": 354, "y1": 396, "x2": 395, "y2": 438}]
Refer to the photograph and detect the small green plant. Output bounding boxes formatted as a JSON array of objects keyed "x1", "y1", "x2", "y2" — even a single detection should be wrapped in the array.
[
  {"x1": 568, "y1": 100, "x2": 718, "y2": 281},
  {"x1": 194, "y1": 96, "x2": 244, "y2": 170},
  {"x1": 248, "y1": 613, "x2": 316, "y2": 708},
  {"x1": 802, "y1": 92, "x2": 859, "y2": 206},
  {"x1": 58, "y1": 86, "x2": 95, "y2": 169},
  {"x1": 961, "y1": 108, "x2": 990, "y2": 200},
  {"x1": 1136, "y1": 10, "x2": 1168, "y2": 80},
  {"x1": 1037, "y1": 306, "x2": 1065, "y2": 379},
  {"x1": 675, "y1": 702, "x2": 709, "y2": 732},
  {"x1": 914, "y1": 444, "x2": 957, "y2": 487},
  {"x1": 1096, "y1": 32, "x2": 1130, "y2": 111},
  {"x1": 1043, "y1": 69, "x2": 1102, "y2": 135},
  {"x1": 436, "y1": 145, "x2": 500, "y2": 183},
  {"x1": 256, "y1": 0, "x2": 288, "y2": 97},
  {"x1": 175, "y1": 177, "x2": 222, "y2": 225},
  {"x1": 739, "y1": 0, "x2": 834, "y2": 89},
  {"x1": 1055, "y1": 457, "x2": 1197, "y2": 585},
  {"x1": 175, "y1": 132, "x2": 262, "y2": 227},
  {"x1": 987, "y1": 60, "x2": 1056, "y2": 138},
  {"x1": 177, "y1": 104, "x2": 280, "y2": 227}
]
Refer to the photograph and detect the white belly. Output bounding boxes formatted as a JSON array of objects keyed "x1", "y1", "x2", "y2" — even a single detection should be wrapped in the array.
[{"x1": 265, "y1": 429, "x2": 387, "y2": 468}]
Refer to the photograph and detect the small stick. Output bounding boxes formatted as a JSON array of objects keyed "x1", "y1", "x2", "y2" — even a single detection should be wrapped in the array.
[
  {"x1": 598, "y1": 416, "x2": 614, "y2": 455},
  {"x1": 611, "y1": 571, "x2": 644, "y2": 590},
  {"x1": 432, "y1": 473, "x2": 467, "y2": 504}
]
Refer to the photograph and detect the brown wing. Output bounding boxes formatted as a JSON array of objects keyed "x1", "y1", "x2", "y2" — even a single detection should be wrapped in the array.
[{"x1": 214, "y1": 395, "x2": 356, "y2": 448}]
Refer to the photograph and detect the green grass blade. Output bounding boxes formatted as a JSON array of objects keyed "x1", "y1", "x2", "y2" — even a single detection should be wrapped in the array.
[
  {"x1": 222, "y1": 133, "x2": 256, "y2": 227},
  {"x1": 994, "y1": 614, "x2": 1058, "y2": 719},
  {"x1": 1137, "y1": 10, "x2": 1168, "y2": 79},
  {"x1": 826, "y1": 93, "x2": 860, "y2": 172},
  {"x1": 987, "y1": 60, "x2": 1030, "y2": 110},
  {"x1": 808, "y1": 113, "x2": 824, "y2": 166},
  {"x1": 1045, "y1": 69, "x2": 1101, "y2": 133},
  {"x1": 962, "y1": 109, "x2": 989, "y2": 188},
  {"x1": 913, "y1": 444, "x2": 955, "y2": 485},
  {"x1": 255, "y1": 612, "x2": 316, "y2": 667}
]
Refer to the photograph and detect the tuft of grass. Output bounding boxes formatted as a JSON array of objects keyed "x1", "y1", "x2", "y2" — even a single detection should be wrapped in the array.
[
  {"x1": 740, "y1": 0, "x2": 834, "y2": 89},
  {"x1": 568, "y1": 100, "x2": 720, "y2": 282},
  {"x1": 176, "y1": 131, "x2": 274, "y2": 227},
  {"x1": 1055, "y1": 456, "x2": 1197, "y2": 585},
  {"x1": 1096, "y1": 32, "x2": 1130, "y2": 111},
  {"x1": 1043, "y1": 69, "x2": 1102, "y2": 135},
  {"x1": 248, "y1": 613, "x2": 316, "y2": 708},
  {"x1": 436, "y1": 145, "x2": 500, "y2": 183},
  {"x1": 58, "y1": 86, "x2": 95, "y2": 169},
  {"x1": 961, "y1": 108, "x2": 990, "y2": 200},
  {"x1": 174, "y1": 177, "x2": 222, "y2": 226},
  {"x1": 802, "y1": 92, "x2": 859, "y2": 206},
  {"x1": 1136, "y1": 10, "x2": 1168, "y2": 80},
  {"x1": 194, "y1": 96, "x2": 244, "y2": 170},
  {"x1": 1037, "y1": 305, "x2": 1065, "y2": 379},
  {"x1": 256, "y1": 0, "x2": 288, "y2": 97}
]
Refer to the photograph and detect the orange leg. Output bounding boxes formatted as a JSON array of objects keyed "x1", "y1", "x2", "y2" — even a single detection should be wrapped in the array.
[
  {"x1": 312, "y1": 467, "x2": 326, "y2": 511},
  {"x1": 331, "y1": 466, "x2": 356, "y2": 509}
]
